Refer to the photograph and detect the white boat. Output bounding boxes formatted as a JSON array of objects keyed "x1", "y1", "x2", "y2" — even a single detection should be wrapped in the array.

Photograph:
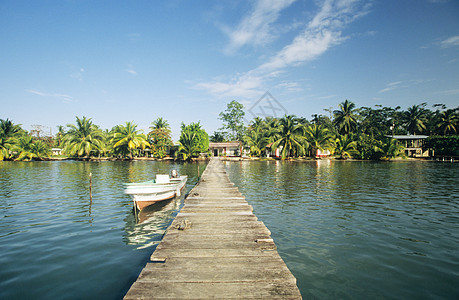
[{"x1": 124, "y1": 172, "x2": 187, "y2": 211}]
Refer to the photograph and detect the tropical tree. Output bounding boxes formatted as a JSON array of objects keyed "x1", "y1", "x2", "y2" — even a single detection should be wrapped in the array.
[
  {"x1": 62, "y1": 116, "x2": 104, "y2": 158},
  {"x1": 178, "y1": 122, "x2": 209, "y2": 160},
  {"x1": 54, "y1": 125, "x2": 65, "y2": 147},
  {"x1": 177, "y1": 131, "x2": 200, "y2": 161},
  {"x1": 403, "y1": 104, "x2": 427, "y2": 135},
  {"x1": 15, "y1": 136, "x2": 50, "y2": 161},
  {"x1": 436, "y1": 109, "x2": 458, "y2": 135},
  {"x1": 334, "y1": 134, "x2": 358, "y2": 159},
  {"x1": 111, "y1": 121, "x2": 150, "y2": 159},
  {"x1": 304, "y1": 124, "x2": 333, "y2": 158},
  {"x1": 0, "y1": 119, "x2": 24, "y2": 160},
  {"x1": 379, "y1": 138, "x2": 405, "y2": 160},
  {"x1": 244, "y1": 127, "x2": 269, "y2": 157},
  {"x1": 149, "y1": 117, "x2": 171, "y2": 134},
  {"x1": 270, "y1": 115, "x2": 306, "y2": 159},
  {"x1": 219, "y1": 100, "x2": 245, "y2": 141},
  {"x1": 334, "y1": 99, "x2": 358, "y2": 135},
  {"x1": 210, "y1": 131, "x2": 226, "y2": 142},
  {"x1": 148, "y1": 117, "x2": 173, "y2": 158}
]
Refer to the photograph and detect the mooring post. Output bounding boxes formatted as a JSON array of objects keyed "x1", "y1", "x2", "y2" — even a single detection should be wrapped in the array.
[{"x1": 89, "y1": 172, "x2": 93, "y2": 201}]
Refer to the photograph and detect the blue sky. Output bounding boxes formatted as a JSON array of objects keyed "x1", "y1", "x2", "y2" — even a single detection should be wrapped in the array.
[{"x1": 1, "y1": 0, "x2": 458, "y2": 140}]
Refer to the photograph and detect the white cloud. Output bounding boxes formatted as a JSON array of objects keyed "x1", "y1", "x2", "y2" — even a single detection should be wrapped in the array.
[
  {"x1": 26, "y1": 89, "x2": 75, "y2": 103},
  {"x1": 125, "y1": 65, "x2": 138, "y2": 75},
  {"x1": 224, "y1": 0, "x2": 296, "y2": 54},
  {"x1": 196, "y1": 0, "x2": 370, "y2": 99},
  {"x1": 441, "y1": 35, "x2": 459, "y2": 48}
]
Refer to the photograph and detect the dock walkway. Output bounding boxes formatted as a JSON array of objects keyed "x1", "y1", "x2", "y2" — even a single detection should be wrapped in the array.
[{"x1": 125, "y1": 157, "x2": 302, "y2": 299}]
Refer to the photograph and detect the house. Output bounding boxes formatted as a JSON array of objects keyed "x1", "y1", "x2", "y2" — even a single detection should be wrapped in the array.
[
  {"x1": 209, "y1": 142, "x2": 241, "y2": 157},
  {"x1": 390, "y1": 135, "x2": 430, "y2": 157},
  {"x1": 51, "y1": 148, "x2": 63, "y2": 156}
]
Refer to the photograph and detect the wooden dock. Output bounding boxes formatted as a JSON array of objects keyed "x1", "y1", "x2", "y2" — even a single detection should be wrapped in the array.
[{"x1": 124, "y1": 158, "x2": 302, "y2": 299}]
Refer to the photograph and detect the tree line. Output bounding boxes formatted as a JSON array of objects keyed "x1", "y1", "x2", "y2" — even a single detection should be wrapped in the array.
[
  {"x1": 1, "y1": 100, "x2": 457, "y2": 161},
  {"x1": 212, "y1": 100, "x2": 458, "y2": 160}
]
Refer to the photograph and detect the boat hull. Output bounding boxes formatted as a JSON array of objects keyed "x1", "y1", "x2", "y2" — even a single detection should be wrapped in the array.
[{"x1": 125, "y1": 176, "x2": 187, "y2": 211}]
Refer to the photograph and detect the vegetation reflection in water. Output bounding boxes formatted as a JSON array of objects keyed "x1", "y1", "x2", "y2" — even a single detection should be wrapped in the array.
[
  {"x1": 224, "y1": 159, "x2": 459, "y2": 299},
  {"x1": 0, "y1": 160, "x2": 205, "y2": 300}
]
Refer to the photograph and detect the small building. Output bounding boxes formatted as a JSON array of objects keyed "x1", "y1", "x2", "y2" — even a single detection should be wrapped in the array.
[
  {"x1": 390, "y1": 135, "x2": 430, "y2": 157},
  {"x1": 317, "y1": 149, "x2": 331, "y2": 158},
  {"x1": 209, "y1": 142, "x2": 241, "y2": 157},
  {"x1": 51, "y1": 148, "x2": 63, "y2": 156}
]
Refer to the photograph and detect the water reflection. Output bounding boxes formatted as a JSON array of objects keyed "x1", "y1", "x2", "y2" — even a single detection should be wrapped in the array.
[
  {"x1": 123, "y1": 197, "x2": 181, "y2": 249},
  {"x1": 225, "y1": 160, "x2": 459, "y2": 299}
]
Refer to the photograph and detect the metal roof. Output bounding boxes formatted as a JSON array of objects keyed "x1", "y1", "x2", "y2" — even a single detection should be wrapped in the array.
[{"x1": 388, "y1": 135, "x2": 429, "y2": 140}]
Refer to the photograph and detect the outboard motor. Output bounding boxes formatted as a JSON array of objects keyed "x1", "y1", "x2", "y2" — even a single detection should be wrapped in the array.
[{"x1": 171, "y1": 169, "x2": 178, "y2": 178}]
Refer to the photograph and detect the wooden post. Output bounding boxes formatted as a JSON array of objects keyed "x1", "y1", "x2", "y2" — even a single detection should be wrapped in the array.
[
  {"x1": 89, "y1": 172, "x2": 93, "y2": 201},
  {"x1": 198, "y1": 165, "x2": 200, "y2": 178}
]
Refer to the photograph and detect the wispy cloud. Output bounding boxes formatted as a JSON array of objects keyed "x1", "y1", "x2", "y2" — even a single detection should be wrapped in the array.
[
  {"x1": 378, "y1": 81, "x2": 404, "y2": 93},
  {"x1": 440, "y1": 35, "x2": 459, "y2": 48},
  {"x1": 26, "y1": 89, "x2": 75, "y2": 103},
  {"x1": 125, "y1": 64, "x2": 137, "y2": 75},
  {"x1": 196, "y1": 0, "x2": 370, "y2": 99},
  {"x1": 223, "y1": 0, "x2": 296, "y2": 54},
  {"x1": 378, "y1": 79, "x2": 432, "y2": 93}
]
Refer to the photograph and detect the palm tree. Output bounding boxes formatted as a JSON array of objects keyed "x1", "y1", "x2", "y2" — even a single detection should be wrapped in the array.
[
  {"x1": 333, "y1": 100, "x2": 358, "y2": 135},
  {"x1": 15, "y1": 136, "x2": 50, "y2": 161},
  {"x1": 149, "y1": 117, "x2": 171, "y2": 135},
  {"x1": 436, "y1": 109, "x2": 458, "y2": 135},
  {"x1": 243, "y1": 127, "x2": 269, "y2": 157},
  {"x1": 0, "y1": 119, "x2": 23, "y2": 160},
  {"x1": 178, "y1": 130, "x2": 200, "y2": 161},
  {"x1": 334, "y1": 134, "x2": 358, "y2": 159},
  {"x1": 62, "y1": 116, "x2": 104, "y2": 158},
  {"x1": 403, "y1": 104, "x2": 427, "y2": 135},
  {"x1": 379, "y1": 138, "x2": 405, "y2": 160},
  {"x1": 304, "y1": 124, "x2": 333, "y2": 158},
  {"x1": 270, "y1": 115, "x2": 306, "y2": 159},
  {"x1": 111, "y1": 121, "x2": 150, "y2": 159}
]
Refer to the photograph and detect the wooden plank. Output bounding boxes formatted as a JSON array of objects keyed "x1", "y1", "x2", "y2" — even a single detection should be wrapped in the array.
[
  {"x1": 125, "y1": 282, "x2": 302, "y2": 299},
  {"x1": 124, "y1": 157, "x2": 302, "y2": 299}
]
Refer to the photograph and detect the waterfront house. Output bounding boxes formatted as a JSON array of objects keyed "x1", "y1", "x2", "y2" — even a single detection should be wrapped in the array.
[
  {"x1": 51, "y1": 148, "x2": 63, "y2": 156},
  {"x1": 390, "y1": 135, "x2": 430, "y2": 157},
  {"x1": 209, "y1": 142, "x2": 242, "y2": 157}
]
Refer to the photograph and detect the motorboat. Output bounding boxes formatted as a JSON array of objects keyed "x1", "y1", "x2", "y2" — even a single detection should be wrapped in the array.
[{"x1": 124, "y1": 171, "x2": 187, "y2": 211}]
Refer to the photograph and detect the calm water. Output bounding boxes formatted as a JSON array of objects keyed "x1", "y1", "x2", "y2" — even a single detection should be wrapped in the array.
[
  {"x1": 1, "y1": 160, "x2": 458, "y2": 299},
  {"x1": 0, "y1": 160, "x2": 205, "y2": 299},
  {"x1": 225, "y1": 160, "x2": 459, "y2": 299}
]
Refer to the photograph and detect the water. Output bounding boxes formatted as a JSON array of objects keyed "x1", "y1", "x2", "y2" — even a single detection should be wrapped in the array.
[
  {"x1": 1, "y1": 160, "x2": 458, "y2": 299},
  {"x1": 225, "y1": 160, "x2": 459, "y2": 299},
  {"x1": 0, "y1": 160, "x2": 205, "y2": 299}
]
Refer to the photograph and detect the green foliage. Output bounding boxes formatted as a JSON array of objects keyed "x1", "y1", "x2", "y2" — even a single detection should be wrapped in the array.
[
  {"x1": 436, "y1": 109, "x2": 458, "y2": 135},
  {"x1": 304, "y1": 124, "x2": 334, "y2": 157},
  {"x1": 0, "y1": 119, "x2": 24, "y2": 160},
  {"x1": 403, "y1": 104, "x2": 428, "y2": 135},
  {"x1": 148, "y1": 118, "x2": 173, "y2": 158},
  {"x1": 219, "y1": 100, "x2": 245, "y2": 141},
  {"x1": 334, "y1": 134, "x2": 358, "y2": 159},
  {"x1": 424, "y1": 136, "x2": 459, "y2": 156},
  {"x1": 178, "y1": 122, "x2": 209, "y2": 160},
  {"x1": 271, "y1": 115, "x2": 307, "y2": 159},
  {"x1": 334, "y1": 99, "x2": 358, "y2": 135},
  {"x1": 62, "y1": 116, "x2": 104, "y2": 158},
  {"x1": 210, "y1": 131, "x2": 226, "y2": 142},
  {"x1": 379, "y1": 138, "x2": 405, "y2": 160},
  {"x1": 14, "y1": 136, "x2": 51, "y2": 161},
  {"x1": 110, "y1": 121, "x2": 150, "y2": 159}
]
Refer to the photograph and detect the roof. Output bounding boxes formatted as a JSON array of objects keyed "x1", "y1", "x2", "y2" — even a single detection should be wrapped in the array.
[
  {"x1": 209, "y1": 142, "x2": 241, "y2": 148},
  {"x1": 388, "y1": 135, "x2": 429, "y2": 140}
]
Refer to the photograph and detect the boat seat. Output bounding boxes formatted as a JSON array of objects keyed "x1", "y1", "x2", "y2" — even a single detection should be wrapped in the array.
[{"x1": 156, "y1": 174, "x2": 170, "y2": 184}]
